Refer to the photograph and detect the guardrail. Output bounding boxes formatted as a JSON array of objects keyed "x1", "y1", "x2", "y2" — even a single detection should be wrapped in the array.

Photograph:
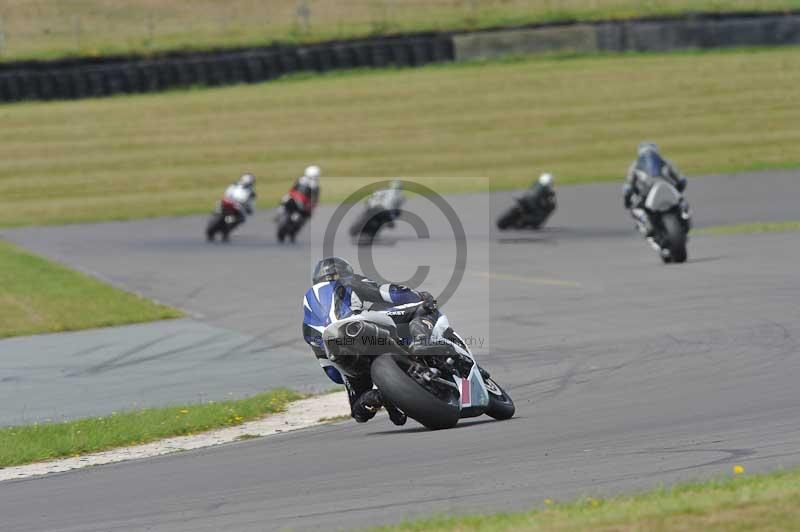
[{"x1": 1, "y1": 11, "x2": 799, "y2": 103}]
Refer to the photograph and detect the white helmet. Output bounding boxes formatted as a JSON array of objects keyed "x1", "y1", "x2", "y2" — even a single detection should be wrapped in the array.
[
  {"x1": 304, "y1": 165, "x2": 321, "y2": 181},
  {"x1": 238, "y1": 173, "x2": 255, "y2": 188},
  {"x1": 538, "y1": 173, "x2": 553, "y2": 187}
]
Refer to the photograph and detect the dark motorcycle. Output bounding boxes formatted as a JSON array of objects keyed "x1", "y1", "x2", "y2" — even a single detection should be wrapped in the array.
[
  {"x1": 630, "y1": 174, "x2": 691, "y2": 263},
  {"x1": 349, "y1": 206, "x2": 398, "y2": 244},
  {"x1": 276, "y1": 198, "x2": 307, "y2": 243},
  {"x1": 206, "y1": 198, "x2": 244, "y2": 242},
  {"x1": 497, "y1": 186, "x2": 556, "y2": 230},
  {"x1": 304, "y1": 283, "x2": 515, "y2": 430}
]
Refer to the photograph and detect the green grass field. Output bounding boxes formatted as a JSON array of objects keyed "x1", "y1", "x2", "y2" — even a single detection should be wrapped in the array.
[
  {"x1": 373, "y1": 466, "x2": 800, "y2": 531},
  {"x1": 2, "y1": 47, "x2": 800, "y2": 228},
  {"x1": 1, "y1": 1, "x2": 796, "y2": 61},
  {"x1": 0, "y1": 240, "x2": 181, "y2": 338},
  {"x1": 0, "y1": 388, "x2": 300, "y2": 468}
]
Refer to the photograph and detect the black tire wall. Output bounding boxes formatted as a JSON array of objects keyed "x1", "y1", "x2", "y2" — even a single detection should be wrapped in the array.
[
  {"x1": 2, "y1": 11, "x2": 799, "y2": 103},
  {"x1": 0, "y1": 35, "x2": 454, "y2": 103}
]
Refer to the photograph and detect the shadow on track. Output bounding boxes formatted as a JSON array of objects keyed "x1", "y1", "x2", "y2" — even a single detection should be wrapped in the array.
[{"x1": 366, "y1": 417, "x2": 516, "y2": 436}]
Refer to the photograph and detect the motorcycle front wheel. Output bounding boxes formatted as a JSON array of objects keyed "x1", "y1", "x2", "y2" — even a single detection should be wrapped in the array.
[
  {"x1": 497, "y1": 206, "x2": 521, "y2": 230},
  {"x1": 371, "y1": 355, "x2": 461, "y2": 430},
  {"x1": 484, "y1": 377, "x2": 515, "y2": 420}
]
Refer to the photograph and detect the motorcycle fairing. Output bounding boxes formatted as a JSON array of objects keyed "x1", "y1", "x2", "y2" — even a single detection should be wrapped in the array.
[
  {"x1": 430, "y1": 315, "x2": 490, "y2": 409},
  {"x1": 645, "y1": 179, "x2": 681, "y2": 212}
]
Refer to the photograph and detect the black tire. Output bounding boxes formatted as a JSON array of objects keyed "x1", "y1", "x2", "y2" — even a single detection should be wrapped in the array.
[
  {"x1": 277, "y1": 222, "x2": 287, "y2": 243},
  {"x1": 497, "y1": 206, "x2": 521, "y2": 230},
  {"x1": 206, "y1": 213, "x2": 224, "y2": 241},
  {"x1": 662, "y1": 213, "x2": 687, "y2": 264},
  {"x1": 370, "y1": 355, "x2": 460, "y2": 430},
  {"x1": 484, "y1": 378, "x2": 515, "y2": 420}
]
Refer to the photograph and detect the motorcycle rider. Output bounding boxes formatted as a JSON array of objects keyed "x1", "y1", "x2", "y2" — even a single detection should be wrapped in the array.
[
  {"x1": 527, "y1": 172, "x2": 557, "y2": 214},
  {"x1": 279, "y1": 165, "x2": 321, "y2": 220},
  {"x1": 366, "y1": 179, "x2": 405, "y2": 227},
  {"x1": 354, "y1": 180, "x2": 405, "y2": 241},
  {"x1": 623, "y1": 142, "x2": 687, "y2": 236},
  {"x1": 303, "y1": 257, "x2": 449, "y2": 426},
  {"x1": 211, "y1": 173, "x2": 256, "y2": 241}
]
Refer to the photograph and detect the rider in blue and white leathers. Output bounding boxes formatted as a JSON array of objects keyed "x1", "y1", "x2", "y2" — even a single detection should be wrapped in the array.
[
  {"x1": 623, "y1": 142, "x2": 686, "y2": 236},
  {"x1": 302, "y1": 257, "x2": 444, "y2": 426}
]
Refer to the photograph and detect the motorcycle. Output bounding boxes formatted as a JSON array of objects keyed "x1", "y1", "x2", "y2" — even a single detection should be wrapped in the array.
[
  {"x1": 633, "y1": 175, "x2": 691, "y2": 263},
  {"x1": 206, "y1": 197, "x2": 246, "y2": 242},
  {"x1": 304, "y1": 282, "x2": 515, "y2": 429},
  {"x1": 276, "y1": 198, "x2": 308, "y2": 243},
  {"x1": 497, "y1": 187, "x2": 556, "y2": 230},
  {"x1": 349, "y1": 205, "x2": 399, "y2": 244}
]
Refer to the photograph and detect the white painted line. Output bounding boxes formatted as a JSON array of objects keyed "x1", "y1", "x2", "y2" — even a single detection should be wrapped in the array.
[{"x1": 0, "y1": 392, "x2": 350, "y2": 482}]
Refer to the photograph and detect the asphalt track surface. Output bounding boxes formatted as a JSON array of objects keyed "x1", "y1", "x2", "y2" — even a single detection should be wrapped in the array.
[{"x1": 1, "y1": 170, "x2": 800, "y2": 531}]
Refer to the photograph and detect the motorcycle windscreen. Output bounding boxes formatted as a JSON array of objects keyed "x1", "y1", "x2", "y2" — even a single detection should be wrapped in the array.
[
  {"x1": 645, "y1": 180, "x2": 681, "y2": 212},
  {"x1": 302, "y1": 281, "x2": 355, "y2": 347}
]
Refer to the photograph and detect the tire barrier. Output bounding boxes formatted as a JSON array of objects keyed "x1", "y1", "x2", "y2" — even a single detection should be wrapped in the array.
[
  {"x1": 0, "y1": 34, "x2": 454, "y2": 103},
  {"x1": 1, "y1": 12, "x2": 798, "y2": 103}
]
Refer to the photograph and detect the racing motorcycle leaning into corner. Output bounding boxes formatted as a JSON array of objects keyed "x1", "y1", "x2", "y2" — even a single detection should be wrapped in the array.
[
  {"x1": 497, "y1": 173, "x2": 557, "y2": 231},
  {"x1": 276, "y1": 165, "x2": 320, "y2": 243},
  {"x1": 349, "y1": 180, "x2": 406, "y2": 245},
  {"x1": 302, "y1": 258, "x2": 515, "y2": 430},
  {"x1": 624, "y1": 143, "x2": 692, "y2": 263},
  {"x1": 206, "y1": 173, "x2": 256, "y2": 242}
]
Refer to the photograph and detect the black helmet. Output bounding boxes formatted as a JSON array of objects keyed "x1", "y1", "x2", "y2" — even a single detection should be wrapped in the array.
[{"x1": 312, "y1": 257, "x2": 354, "y2": 284}]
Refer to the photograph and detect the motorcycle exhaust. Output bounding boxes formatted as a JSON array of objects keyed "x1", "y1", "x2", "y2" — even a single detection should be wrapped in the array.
[
  {"x1": 343, "y1": 320, "x2": 395, "y2": 347},
  {"x1": 345, "y1": 321, "x2": 364, "y2": 338}
]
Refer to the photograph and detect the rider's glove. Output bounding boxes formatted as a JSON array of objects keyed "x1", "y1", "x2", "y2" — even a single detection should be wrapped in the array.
[
  {"x1": 677, "y1": 177, "x2": 687, "y2": 192},
  {"x1": 419, "y1": 291, "x2": 437, "y2": 311},
  {"x1": 623, "y1": 185, "x2": 633, "y2": 209}
]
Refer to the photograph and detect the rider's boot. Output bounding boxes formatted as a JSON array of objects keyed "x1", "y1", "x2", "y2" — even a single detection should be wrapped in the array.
[
  {"x1": 632, "y1": 208, "x2": 654, "y2": 237},
  {"x1": 383, "y1": 399, "x2": 407, "y2": 426}
]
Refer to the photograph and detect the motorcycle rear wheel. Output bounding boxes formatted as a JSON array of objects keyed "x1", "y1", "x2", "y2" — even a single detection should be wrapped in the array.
[
  {"x1": 371, "y1": 355, "x2": 460, "y2": 430},
  {"x1": 206, "y1": 213, "x2": 224, "y2": 241},
  {"x1": 496, "y1": 206, "x2": 521, "y2": 230},
  {"x1": 662, "y1": 213, "x2": 687, "y2": 264}
]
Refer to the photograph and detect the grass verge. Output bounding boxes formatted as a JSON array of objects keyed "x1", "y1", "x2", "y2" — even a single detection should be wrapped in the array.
[
  {"x1": 0, "y1": 388, "x2": 301, "y2": 468},
  {"x1": 0, "y1": 239, "x2": 181, "y2": 338},
  {"x1": 1, "y1": 1, "x2": 798, "y2": 62},
  {"x1": 2, "y1": 47, "x2": 800, "y2": 227},
  {"x1": 698, "y1": 220, "x2": 800, "y2": 235},
  {"x1": 372, "y1": 466, "x2": 800, "y2": 531}
]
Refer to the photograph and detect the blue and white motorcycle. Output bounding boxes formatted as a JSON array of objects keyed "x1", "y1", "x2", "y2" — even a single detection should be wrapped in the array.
[
  {"x1": 303, "y1": 281, "x2": 515, "y2": 430},
  {"x1": 631, "y1": 172, "x2": 692, "y2": 264}
]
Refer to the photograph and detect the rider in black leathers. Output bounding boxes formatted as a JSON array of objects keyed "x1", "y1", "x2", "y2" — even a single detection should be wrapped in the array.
[
  {"x1": 623, "y1": 142, "x2": 687, "y2": 235},
  {"x1": 303, "y1": 257, "x2": 442, "y2": 425},
  {"x1": 526, "y1": 173, "x2": 557, "y2": 217}
]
